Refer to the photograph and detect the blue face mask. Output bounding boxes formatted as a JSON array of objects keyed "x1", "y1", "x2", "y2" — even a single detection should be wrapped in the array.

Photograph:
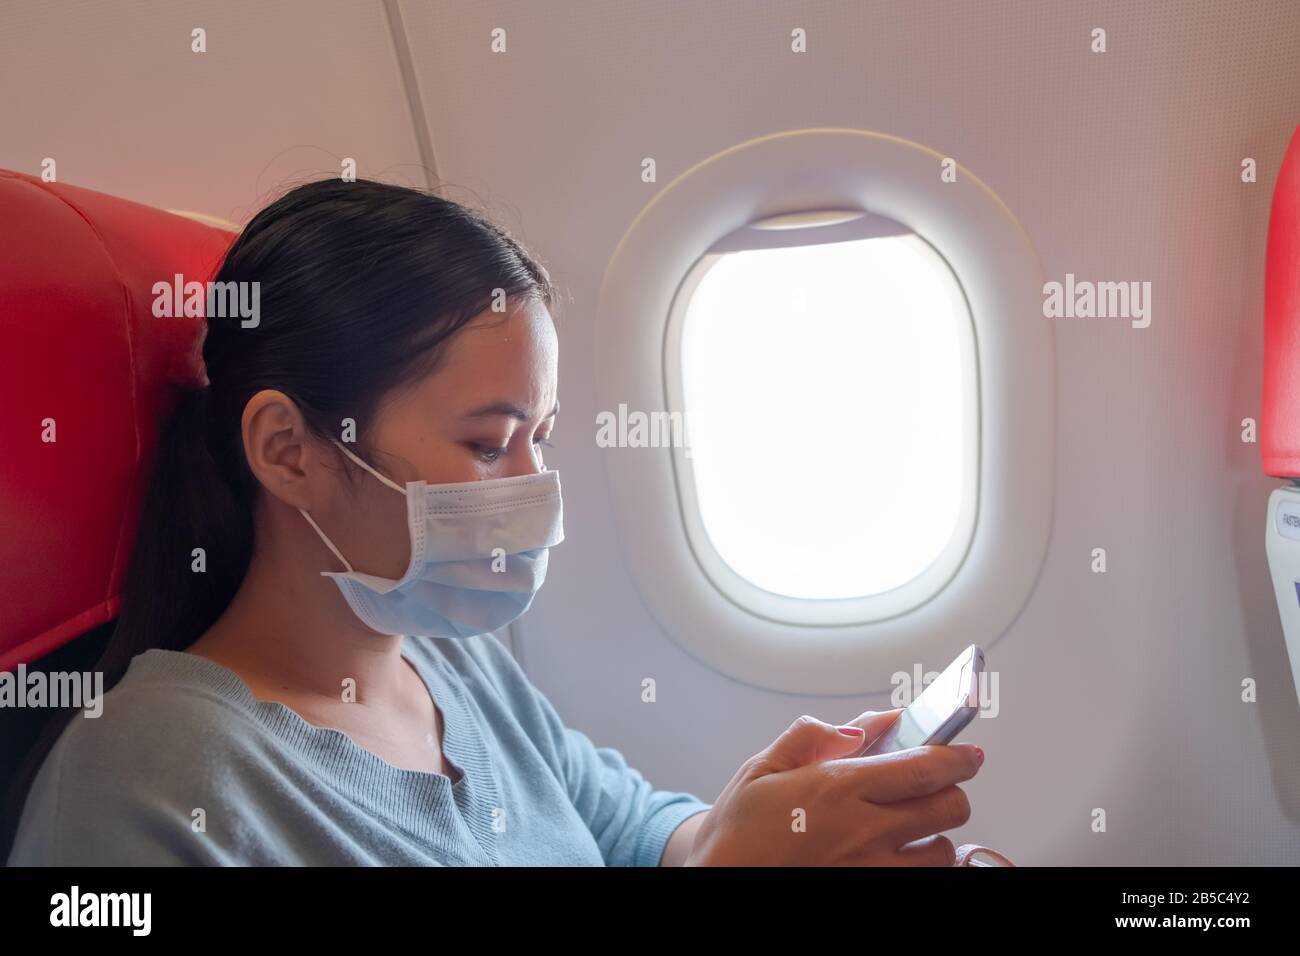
[{"x1": 299, "y1": 441, "x2": 564, "y2": 639}]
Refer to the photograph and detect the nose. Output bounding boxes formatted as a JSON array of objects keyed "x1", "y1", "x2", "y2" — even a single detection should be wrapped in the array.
[{"x1": 502, "y1": 442, "x2": 548, "y2": 478}]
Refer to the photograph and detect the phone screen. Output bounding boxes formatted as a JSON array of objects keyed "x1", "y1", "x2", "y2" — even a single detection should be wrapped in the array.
[{"x1": 863, "y1": 646, "x2": 980, "y2": 755}]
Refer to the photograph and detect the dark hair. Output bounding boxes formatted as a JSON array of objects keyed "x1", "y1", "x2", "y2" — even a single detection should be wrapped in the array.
[{"x1": 2, "y1": 178, "x2": 558, "y2": 852}]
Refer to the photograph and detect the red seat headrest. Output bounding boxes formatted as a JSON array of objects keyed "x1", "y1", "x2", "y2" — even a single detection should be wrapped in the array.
[
  {"x1": 1262, "y1": 126, "x2": 1300, "y2": 478},
  {"x1": 0, "y1": 171, "x2": 235, "y2": 670}
]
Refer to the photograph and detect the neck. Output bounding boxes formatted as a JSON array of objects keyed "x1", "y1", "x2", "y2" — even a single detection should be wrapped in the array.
[{"x1": 186, "y1": 502, "x2": 409, "y2": 708}]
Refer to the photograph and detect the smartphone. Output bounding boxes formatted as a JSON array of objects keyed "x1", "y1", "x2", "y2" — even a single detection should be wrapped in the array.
[{"x1": 861, "y1": 644, "x2": 985, "y2": 756}]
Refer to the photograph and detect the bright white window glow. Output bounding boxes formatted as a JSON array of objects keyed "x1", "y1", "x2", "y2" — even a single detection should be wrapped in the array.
[{"x1": 679, "y1": 234, "x2": 971, "y2": 600}]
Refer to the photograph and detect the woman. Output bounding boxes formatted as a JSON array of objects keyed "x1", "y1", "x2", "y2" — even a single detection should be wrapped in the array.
[{"x1": 6, "y1": 179, "x2": 984, "y2": 866}]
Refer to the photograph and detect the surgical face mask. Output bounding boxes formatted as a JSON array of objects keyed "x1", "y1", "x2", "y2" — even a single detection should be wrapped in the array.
[{"x1": 298, "y1": 440, "x2": 563, "y2": 639}]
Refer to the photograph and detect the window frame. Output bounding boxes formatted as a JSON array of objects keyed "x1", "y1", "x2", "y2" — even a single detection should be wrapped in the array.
[{"x1": 593, "y1": 128, "x2": 1054, "y2": 694}]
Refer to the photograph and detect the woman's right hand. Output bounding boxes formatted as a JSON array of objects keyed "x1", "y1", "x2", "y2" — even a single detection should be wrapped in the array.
[{"x1": 685, "y1": 710, "x2": 984, "y2": 866}]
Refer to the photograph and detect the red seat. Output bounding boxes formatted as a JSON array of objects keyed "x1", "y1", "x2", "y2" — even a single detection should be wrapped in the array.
[
  {"x1": 1261, "y1": 127, "x2": 1300, "y2": 477},
  {"x1": 1261, "y1": 128, "x2": 1300, "y2": 715},
  {"x1": 0, "y1": 171, "x2": 235, "y2": 670}
]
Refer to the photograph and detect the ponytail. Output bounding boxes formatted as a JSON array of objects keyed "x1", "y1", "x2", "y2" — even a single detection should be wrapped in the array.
[{"x1": 106, "y1": 384, "x2": 255, "y2": 673}]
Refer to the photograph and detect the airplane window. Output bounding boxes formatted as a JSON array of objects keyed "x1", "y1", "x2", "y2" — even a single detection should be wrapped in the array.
[
  {"x1": 672, "y1": 231, "x2": 974, "y2": 604},
  {"x1": 598, "y1": 129, "x2": 1048, "y2": 687}
]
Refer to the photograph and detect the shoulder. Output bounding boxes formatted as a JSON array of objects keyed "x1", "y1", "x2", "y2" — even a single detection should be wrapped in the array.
[
  {"x1": 54, "y1": 657, "x2": 256, "y2": 780},
  {"x1": 7, "y1": 652, "x2": 270, "y2": 865},
  {"x1": 62, "y1": 652, "x2": 263, "y2": 775}
]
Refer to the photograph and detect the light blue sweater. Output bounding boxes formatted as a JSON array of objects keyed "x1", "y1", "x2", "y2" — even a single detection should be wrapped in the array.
[{"x1": 7, "y1": 633, "x2": 711, "y2": 866}]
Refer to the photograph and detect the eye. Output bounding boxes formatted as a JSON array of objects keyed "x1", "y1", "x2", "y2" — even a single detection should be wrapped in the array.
[
  {"x1": 534, "y1": 436, "x2": 555, "y2": 449},
  {"x1": 472, "y1": 444, "x2": 507, "y2": 463}
]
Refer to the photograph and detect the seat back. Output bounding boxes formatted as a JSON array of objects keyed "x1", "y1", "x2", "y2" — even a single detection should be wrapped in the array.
[
  {"x1": 0, "y1": 170, "x2": 234, "y2": 669},
  {"x1": 1262, "y1": 127, "x2": 1300, "y2": 477}
]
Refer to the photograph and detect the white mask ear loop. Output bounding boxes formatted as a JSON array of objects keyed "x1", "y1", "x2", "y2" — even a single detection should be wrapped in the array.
[
  {"x1": 300, "y1": 508, "x2": 356, "y2": 574},
  {"x1": 298, "y1": 441, "x2": 409, "y2": 575},
  {"x1": 332, "y1": 440, "x2": 409, "y2": 495}
]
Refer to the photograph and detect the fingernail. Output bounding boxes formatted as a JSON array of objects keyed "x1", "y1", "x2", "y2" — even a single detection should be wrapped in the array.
[
  {"x1": 973, "y1": 746, "x2": 984, "y2": 765},
  {"x1": 837, "y1": 726, "x2": 865, "y2": 737}
]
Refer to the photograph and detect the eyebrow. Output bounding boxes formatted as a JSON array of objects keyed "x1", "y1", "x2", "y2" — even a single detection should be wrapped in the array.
[{"x1": 461, "y1": 400, "x2": 560, "y2": 421}]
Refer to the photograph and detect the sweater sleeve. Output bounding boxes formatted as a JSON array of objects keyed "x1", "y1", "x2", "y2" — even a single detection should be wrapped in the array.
[
  {"x1": 460, "y1": 635, "x2": 712, "y2": 866},
  {"x1": 557, "y1": 722, "x2": 711, "y2": 867}
]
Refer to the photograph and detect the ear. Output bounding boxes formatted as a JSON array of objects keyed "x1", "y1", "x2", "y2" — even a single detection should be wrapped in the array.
[{"x1": 241, "y1": 389, "x2": 320, "y2": 510}]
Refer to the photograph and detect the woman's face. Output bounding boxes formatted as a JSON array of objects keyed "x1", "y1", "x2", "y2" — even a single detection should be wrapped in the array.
[{"x1": 308, "y1": 298, "x2": 559, "y2": 583}]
